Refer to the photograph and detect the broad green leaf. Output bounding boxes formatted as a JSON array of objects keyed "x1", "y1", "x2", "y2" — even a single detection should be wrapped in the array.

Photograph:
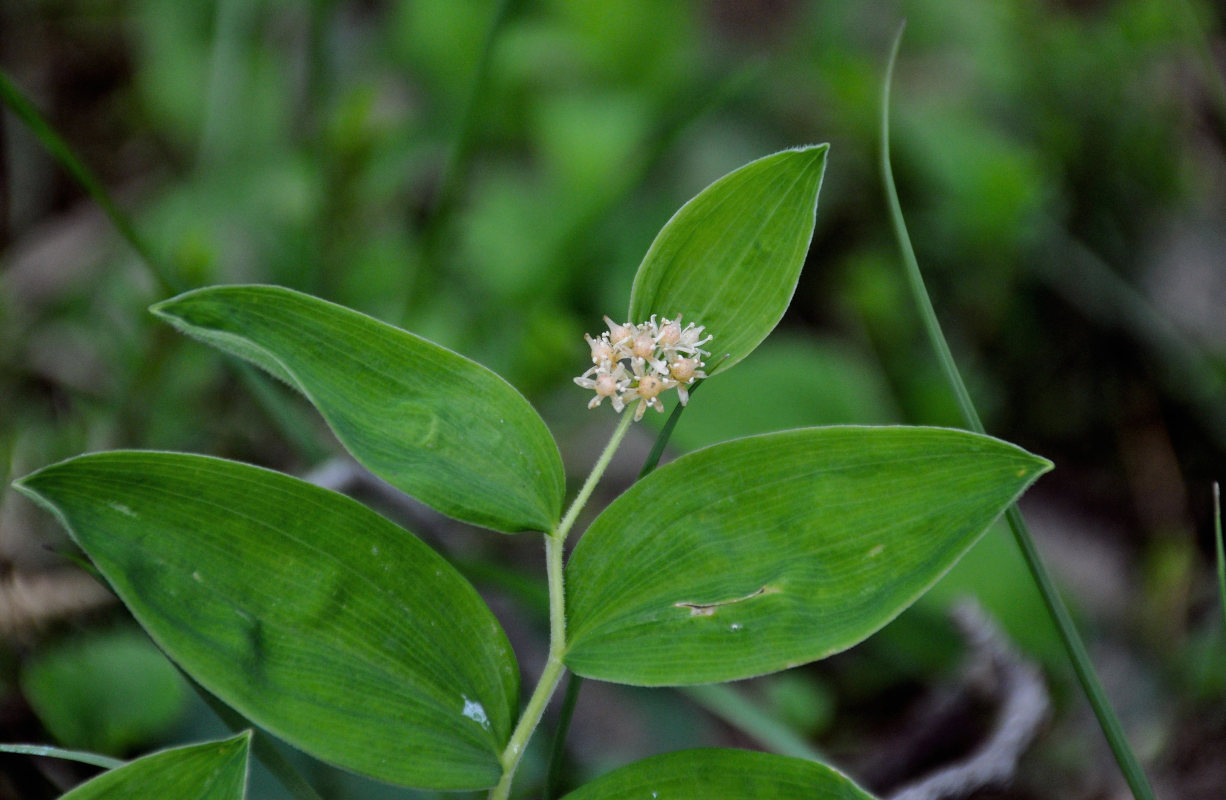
[
  {"x1": 628, "y1": 145, "x2": 828, "y2": 374},
  {"x1": 560, "y1": 749, "x2": 875, "y2": 800},
  {"x1": 14, "y1": 452, "x2": 518, "y2": 790},
  {"x1": 151, "y1": 285, "x2": 563, "y2": 534},
  {"x1": 59, "y1": 733, "x2": 250, "y2": 800},
  {"x1": 21, "y1": 628, "x2": 188, "y2": 755},
  {"x1": 565, "y1": 426, "x2": 1051, "y2": 685}
]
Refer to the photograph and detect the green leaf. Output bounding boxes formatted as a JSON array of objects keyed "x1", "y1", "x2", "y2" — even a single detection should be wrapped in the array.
[
  {"x1": 560, "y1": 749, "x2": 875, "y2": 800},
  {"x1": 21, "y1": 628, "x2": 188, "y2": 755},
  {"x1": 628, "y1": 145, "x2": 828, "y2": 374},
  {"x1": 59, "y1": 733, "x2": 250, "y2": 800},
  {"x1": 565, "y1": 426, "x2": 1051, "y2": 685},
  {"x1": 14, "y1": 452, "x2": 518, "y2": 790},
  {"x1": 151, "y1": 285, "x2": 563, "y2": 534}
]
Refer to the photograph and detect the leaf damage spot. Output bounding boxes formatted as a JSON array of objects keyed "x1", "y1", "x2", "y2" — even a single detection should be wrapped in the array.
[
  {"x1": 461, "y1": 695, "x2": 491, "y2": 731},
  {"x1": 867, "y1": 544, "x2": 885, "y2": 558},
  {"x1": 674, "y1": 585, "x2": 779, "y2": 617},
  {"x1": 108, "y1": 502, "x2": 136, "y2": 517}
]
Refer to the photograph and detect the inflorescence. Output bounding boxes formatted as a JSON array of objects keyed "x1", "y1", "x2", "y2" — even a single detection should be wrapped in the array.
[{"x1": 575, "y1": 315, "x2": 712, "y2": 421}]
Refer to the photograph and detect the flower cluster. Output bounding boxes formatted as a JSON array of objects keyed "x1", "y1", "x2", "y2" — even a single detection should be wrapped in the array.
[{"x1": 575, "y1": 315, "x2": 712, "y2": 421}]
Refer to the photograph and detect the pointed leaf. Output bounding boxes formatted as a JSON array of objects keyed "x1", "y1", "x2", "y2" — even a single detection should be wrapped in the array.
[
  {"x1": 151, "y1": 285, "x2": 563, "y2": 533},
  {"x1": 15, "y1": 452, "x2": 518, "y2": 790},
  {"x1": 565, "y1": 426, "x2": 1050, "y2": 685},
  {"x1": 561, "y1": 749, "x2": 875, "y2": 800},
  {"x1": 628, "y1": 145, "x2": 828, "y2": 374},
  {"x1": 60, "y1": 733, "x2": 250, "y2": 800}
]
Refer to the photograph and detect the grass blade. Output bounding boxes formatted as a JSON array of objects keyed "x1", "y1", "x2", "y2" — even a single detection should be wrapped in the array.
[
  {"x1": 1215, "y1": 483, "x2": 1224, "y2": 635},
  {"x1": 880, "y1": 23, "x2": 1156, "y2": 800},
  {"x1": 0, "y1": 70, "x2": 182, "y2": 295},
  {"x1": 680, "y1": 684, "x2": 825, "y2": 763},
  {"x1": 0, "y1": 744, "x2": 123, "y2": 770}
]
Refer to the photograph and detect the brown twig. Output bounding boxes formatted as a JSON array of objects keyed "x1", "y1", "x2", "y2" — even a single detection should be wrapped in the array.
[{"x1": 887, "y1": 600, "x2": 1049, "y2": 800}]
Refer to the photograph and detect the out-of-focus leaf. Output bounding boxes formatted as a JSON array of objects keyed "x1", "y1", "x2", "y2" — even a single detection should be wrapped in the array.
[
  {"x1": 20, "y1": 629, "x2": 188, "y2": 755},
  {"x1": 152, "y1": 285, "x2": 564, "y2": 534},
  {"x1": 560, "y1": 749, "x2": 875, "y2": 800},
  {"x1": 60, "y1": 733, "x2": 250, "y2": 800},
  {"x1": 661, "y1": 335, "x2": 899, "y2": 450},
  {"x1": 565, "y1": 426, "x2": 1051, "y2": 685},
  {"x1": 628, "y1": 146, "x2": 828, "y2": 374},
  {"x1": 14, "y1": 452, "x2": 518, "y2": 790}
]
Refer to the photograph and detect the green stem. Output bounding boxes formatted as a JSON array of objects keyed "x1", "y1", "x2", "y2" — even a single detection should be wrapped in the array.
[
  {"x1": 1214, "y1": 482, "x2": 1224, "y2": 635},
  {"x1": 490, "y1": 407, "x2": 635, "y2": 799},
  {"x1": 542, "y1": 673, "x2": 584, "y2": 800},
  {"x1": 407, "y1": 0, "x2": 520, "y2": 324},
  {"x1": 541, "y1": 393, "x2": 706, "y2": 794},
  {"x1": 0, "y1": 70, "x2": 182, "y2": 295},
  {"x1": 189, "y1": 675, "x2": 326, "y2": 800},
  {"x1": 432, "y1": 0, "x2": 520, "y2": 227},
  {"x1": 0, "y1": 744, "x2": 124, "y2": 771},
  {"x1": 680, "y1": 684, "x2": 825, "y2": 763},
  {"x1": 881, "y1": 25, "x2": 1156, "y2": 800},
  {"x1": 555, "y1": 408, "x2": 636, "y2": 545}
]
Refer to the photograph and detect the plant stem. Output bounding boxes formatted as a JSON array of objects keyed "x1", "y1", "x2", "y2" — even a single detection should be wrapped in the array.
[
  {"x1": 489, "y1": 604, "x2": 566, "y2": 800},
  {"x1": 542, "y1": 672, "x2": 584, "y2": 800},
  {"x1": 490, "y1": 407, "x2": 636, "y2": 799},
  {"x1": 0, "y1": 70, "x2": 181, "y2": 295},
  {"x1": 189, "y1": 674, "x2": 325, "y2": 800},
  {"x1": 555, "y1": 408, "x2": 636, "y2": 546},
  {"x1": 680, "y1": 684, "x2": 826, "y2": 762},
  {"x1": 541, "y1": 393, "x2": 706, "y2": 795},
  {"x1": 880, "y1": 24, "x2": 1156, "y2": 800},
  {"x1": 1214, "y1": 482, "x2": 1224, "y2": 635}
]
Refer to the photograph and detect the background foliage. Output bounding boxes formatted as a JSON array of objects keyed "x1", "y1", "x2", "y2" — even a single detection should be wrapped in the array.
[{"x1": 1, "y1": 1, "x2": 1224, "y2": 798}]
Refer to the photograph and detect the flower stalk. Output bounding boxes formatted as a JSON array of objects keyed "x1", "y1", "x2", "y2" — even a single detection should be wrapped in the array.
[{"x1": 489, "y1": 405, "x2": 635, "y2": 800}]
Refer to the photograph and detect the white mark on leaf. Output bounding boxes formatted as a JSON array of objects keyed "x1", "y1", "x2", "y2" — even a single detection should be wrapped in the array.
[
  {"x1": 674, "y1": 585, "x2": 779, "y2": 616},
  {"x1": 108, "y1": 502, "x2": 136, "y2": 517},
  {"x1": 729, "y1": 623, "x2": 742, "y2": 632},
  {"x1": 192, "y1": 571, "x2": 203, "y2": 582},
  {"x1": 461, "y1": 695, "x2": 491, "y2": 731},
  {"x1": 371, "y1": 545, "x2": 379, "y2": 556},
  {"x1": 867, "y1": 544, "x2": 884, "y2": 558}
]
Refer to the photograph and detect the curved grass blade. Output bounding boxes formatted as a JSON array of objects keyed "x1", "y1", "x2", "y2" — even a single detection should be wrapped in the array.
[
  {"x1": 1215, "y1": 483, "x2": 1224, "y2": 634},
  {"x1": 0, "y1": 744, "x2": 123, "y2": 771},
  {"x1": 880, "y1": 24, "x2": 1155, "y2": 800},
  {"x1": 0, "y1": 70, "x2": 181, "y2": 295}
]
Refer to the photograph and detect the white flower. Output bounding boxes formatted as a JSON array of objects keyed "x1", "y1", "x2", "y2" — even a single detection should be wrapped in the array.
[
  {"x1": 574, "y1": 361, "x2": 629, "y2": 410},
  {"x1": 575, "y1": 314, "x2": 711, "y2": 419}
]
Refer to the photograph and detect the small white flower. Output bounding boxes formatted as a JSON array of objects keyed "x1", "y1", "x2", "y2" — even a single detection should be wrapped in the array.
[
  {"x1": 575, "y1": 314, "x2": 711, "y2": 419},
  {"x1": 603, "y1": 316, "x2": 633, "y2": 347},
  {"x1": 573, "y1": 361, "x2": 629, "y2": 409},
  {"x1": 584, "y1": 332, "x2": 614, "y2": 364}
]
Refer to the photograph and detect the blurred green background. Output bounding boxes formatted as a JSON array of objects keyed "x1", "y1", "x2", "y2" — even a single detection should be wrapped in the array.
[{"x1": 1, "y1": 1, "x2": 1224, "y2": 798}]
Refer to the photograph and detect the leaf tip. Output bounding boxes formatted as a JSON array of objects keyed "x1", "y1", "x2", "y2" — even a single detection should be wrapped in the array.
[
  {"x1": 10, "y1": 471, "x2": 43, "y2": 503},
  {"x1": 148, "y1": 295, "x2": 186, "y2": 323}
]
